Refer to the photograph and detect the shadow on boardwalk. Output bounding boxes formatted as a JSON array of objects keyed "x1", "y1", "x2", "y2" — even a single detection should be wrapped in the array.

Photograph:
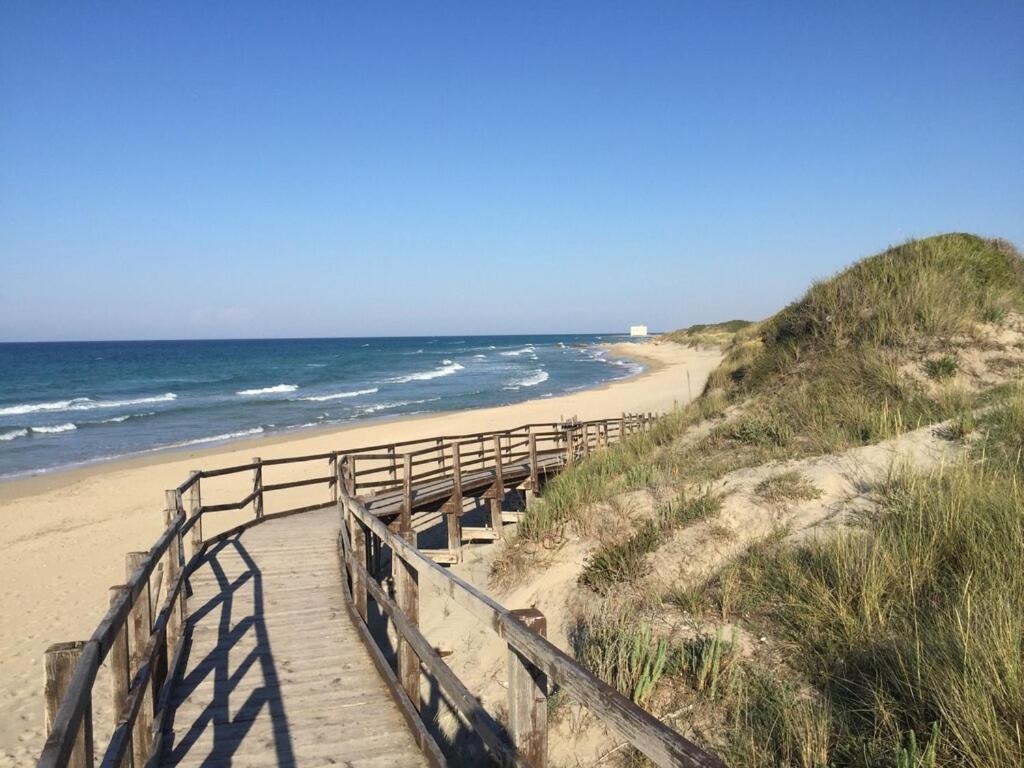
[{"x1": 162, "y1": 535, "x2": 296, "y2": 766}]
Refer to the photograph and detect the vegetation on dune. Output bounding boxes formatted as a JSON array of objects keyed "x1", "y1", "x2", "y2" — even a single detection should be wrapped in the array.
[
  {"x1": 492, "y1": 233, "x2": 1024, "y2": 767},
  {"x1": 718, "y1": 389, "x2": 1024, "y2": 767},
  {"x1": 661, "y1": 319, "x2": 754, "y2": 348}
]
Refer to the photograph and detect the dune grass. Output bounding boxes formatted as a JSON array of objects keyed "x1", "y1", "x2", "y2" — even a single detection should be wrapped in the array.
[
  {"x1": 514, "y1": 234, "x2": 1024, "y2": 766},
  {"x1": 713, "y1": 388, "x2": 1024, "y2": 767}
]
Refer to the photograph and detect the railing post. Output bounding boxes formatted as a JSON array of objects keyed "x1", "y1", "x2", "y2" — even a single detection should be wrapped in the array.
[
  {"x1": 329, "y1": 452, "x2": 339, "y2": 505},
  {"x1": 389, "y1": 446, "x2": 397, "y2": 483},
  {"x1": 252, "y1": 457, "x2": 264, "y2": 519},
  {"x1": 188, "y1": 472, "x2": 202, "y2": 559},
  {"x1": 508, "y1": 609, "x2": 548, "y2": 767},
  {"x1": 108, "y1": 586, "x2": 131, "y2": 765},
  {"x1": 402, "y1": 453, "x2": 413, "y2": 538},
  {"x1": 392, "y1": 551, "x2": 420, "y2": 709},
  {"x1": 163, "y1": 492, "x2": 182, "y2": 655},
  {"x1": 447, "y1": 442, "x2": 463, "y2": 559},
  {"x1": 44, "y1": 641, "x2": 91, "y2": 768},
  {"x1": 489, "y1": 435, "x2": 505, "y2": 536},
  {"x1": 528, "y1": 430, "x2": 539, "y2": 500},
  {"x1": 125, "y1": 552, "x2": 153, "y2": 767},
  {"x1": 620, "y1": 412, "x2": 626, "y2": 442},
  {"x1": 564, "y1": 423, "x2": 574, "y2": 467}
]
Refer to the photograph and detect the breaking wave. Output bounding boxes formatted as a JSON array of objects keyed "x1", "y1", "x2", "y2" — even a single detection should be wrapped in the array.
[
  {"x1": 504, "y1": 369, "x2": 549, "y2": 390},
  {"x1": 31, "y1": 423, "x2": 77, "y2": 434},
  {"x1": 236, "y1": 384, "x2": 298, "y2": 396},
  {"x1": 389, "y1": 362, "x2": 464, "y2": 383},
  {"x1": 0, "y1": 393, "x2": 177, "y2": 416},
  {"x1": 298, "y1": 387, "x2": 378, "y2": 402}
]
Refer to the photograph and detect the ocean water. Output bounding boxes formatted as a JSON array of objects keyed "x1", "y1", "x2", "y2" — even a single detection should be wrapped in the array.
[{"x1": 0, "y1": 335, "x2": 643, "y2": 479}]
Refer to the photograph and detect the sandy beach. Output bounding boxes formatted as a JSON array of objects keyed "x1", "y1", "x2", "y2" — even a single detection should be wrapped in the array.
[{"x1": 0, "y1": 340, "x2": 720, "y2": 763}]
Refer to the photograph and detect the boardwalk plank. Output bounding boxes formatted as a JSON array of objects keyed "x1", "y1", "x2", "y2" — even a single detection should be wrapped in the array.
[{"x1": 158, "y1": 508, "x2": 430, "y2": 767}]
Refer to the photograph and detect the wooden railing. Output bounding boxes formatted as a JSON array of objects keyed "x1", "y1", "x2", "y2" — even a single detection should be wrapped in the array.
[
  {"x1": 338, "y1": 488, "x2": 723, "y2": 767},
  {"x1": 35, "y1": 411, "x2": 720, "y2": 768}
]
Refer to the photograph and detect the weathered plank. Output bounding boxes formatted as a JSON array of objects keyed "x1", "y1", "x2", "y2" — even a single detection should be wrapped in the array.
[{"x1": 158, "y1": 509, "x2": 430, "y2": 767}]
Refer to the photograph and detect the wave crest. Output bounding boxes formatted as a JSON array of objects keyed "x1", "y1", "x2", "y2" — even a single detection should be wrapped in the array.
[
  {"x1": 389, "y1": 362, "x2": 464, "y2": 384},
  {"x1": 0, "y1": 393, "x2": 177, "y2": 416},
  {"x1": 236, "y1": 384, "x2": 298, "y2": 396},
  {"x1": 298, "y1": 387, "x2": 378, "y2": 402}
]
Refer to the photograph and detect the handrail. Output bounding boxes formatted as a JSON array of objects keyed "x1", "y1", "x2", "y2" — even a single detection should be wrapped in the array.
[
  {"x1": 339, "y1": 487, "x2": 722, "y2": 768},
  {"x1": 37, "y1": 410, "x2": 665, "y2": 768}
]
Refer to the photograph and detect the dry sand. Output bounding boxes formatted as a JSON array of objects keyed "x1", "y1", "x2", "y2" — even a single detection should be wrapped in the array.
[{"x1": 0, "y1": 341, "x2": 721, "y2": 765}]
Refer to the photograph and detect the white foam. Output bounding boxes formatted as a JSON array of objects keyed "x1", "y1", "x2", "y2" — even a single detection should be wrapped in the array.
[
  {"x1": 0, "y1": 428, "x2": 28, "y2": 442},
  {"x1": 299, "y1": 387, "x2": 378, "y2": 402},
  {"x1": 389, "y1": 362, "x2": 464, "y2": 384},
  {"x1": 98, "y1": 411, "x2": 157, "y2": 425},
  {"x1": 504, "y1": 369, "x2": 549, "y2": 390},
  {"x1": 472, "y1": 354, "x2": 487, "y2": 359},
  {"x1": 164, "y1": 427, "x2": 264, "y2": 448},
  {"x1": 236, "y1": 384, "x2": 298, "y2": 396},
  {"x1": 500, "y1": 347, "x2": 535, "y2": 357},
  {"x1": 0, "y1": 393, "x2": 177, "y2": 416},
  {"x1": 31, "y1": 423, "x2": 77, "y2": 434}
]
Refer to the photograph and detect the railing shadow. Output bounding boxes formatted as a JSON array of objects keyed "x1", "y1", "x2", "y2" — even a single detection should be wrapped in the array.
[{"x1": 160, "y1": 534, "x2": 295, "y2": 766}]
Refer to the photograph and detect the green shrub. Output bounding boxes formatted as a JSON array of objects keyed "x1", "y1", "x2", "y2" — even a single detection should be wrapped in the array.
[{"x1": 923, "y1": 355, "x2": 959, "y2": 380}]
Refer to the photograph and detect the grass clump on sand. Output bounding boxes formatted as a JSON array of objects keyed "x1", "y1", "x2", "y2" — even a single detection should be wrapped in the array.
[
  {"x1": 923, "y1": 354, "x2": 959, "y2": 380},
  {"x1": 571, "y1": 610, "x2": 739, "y2": 706},
  {"x1": 753, "y1": 471, "x2": 821, "y2": 504},
  {"x1": 718, "y1": 389, "x2": 1024, "y2": 767},
  {"x1": 579, "y1": 492, "x2": 720, "y2": 594}
]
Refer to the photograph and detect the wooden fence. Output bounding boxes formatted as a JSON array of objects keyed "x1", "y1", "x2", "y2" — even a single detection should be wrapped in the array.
[{"x1": 36, "y1": 411, "x2": 722, "y2": 768}]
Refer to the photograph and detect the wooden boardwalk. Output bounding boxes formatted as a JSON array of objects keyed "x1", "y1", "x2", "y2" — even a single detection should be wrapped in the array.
[
  {"x1": 38, "y1": 414, "x2": 725, "y2": 768},
  {"x1": 158, "y1": 509, "x2": 430, "y2": 767}
]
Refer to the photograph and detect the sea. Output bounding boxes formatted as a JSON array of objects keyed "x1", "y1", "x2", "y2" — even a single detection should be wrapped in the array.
[{"x1": 0, "y1": 335, "x2": 644, "y2": 479}]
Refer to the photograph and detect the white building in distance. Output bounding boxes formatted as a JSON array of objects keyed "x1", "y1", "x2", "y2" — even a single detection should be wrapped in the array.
[{"x1": 629, "y1": 325, "x2": 648, "y2": 337}]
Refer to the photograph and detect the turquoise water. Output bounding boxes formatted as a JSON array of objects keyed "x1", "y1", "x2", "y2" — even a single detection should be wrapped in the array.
[{"x1": 0, "y1": 335, "x2": 642, "y2": 478}]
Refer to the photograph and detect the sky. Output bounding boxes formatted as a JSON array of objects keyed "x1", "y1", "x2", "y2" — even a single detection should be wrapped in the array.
[{"x1": 1, "y1": 2, "x2": 1022, "y2": 341}]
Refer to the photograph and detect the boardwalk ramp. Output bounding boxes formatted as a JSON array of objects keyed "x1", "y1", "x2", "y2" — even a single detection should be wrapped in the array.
[{"x1": 159, "y1": 509, "x2": 429, "y2": 767}]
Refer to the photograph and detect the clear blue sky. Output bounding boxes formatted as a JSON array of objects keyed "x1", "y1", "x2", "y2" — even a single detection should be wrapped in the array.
[{"x1": 2, "y1": 2, "x2": 1021, "y2": 341}]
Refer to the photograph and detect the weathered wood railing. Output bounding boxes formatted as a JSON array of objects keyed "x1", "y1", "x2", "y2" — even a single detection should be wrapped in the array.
[
  {"x1": 338, "y1": 486, "x2": 723, "y2": 767},
  {"x1": 36, "y1": 411, "x2": 688, "y2": 768}
]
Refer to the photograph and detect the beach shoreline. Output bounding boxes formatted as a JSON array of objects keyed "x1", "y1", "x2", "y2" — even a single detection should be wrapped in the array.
[
  {"x1": 0, "y1": 340, "x2": 720, "y2": 765},
  {"x1": 0, "y1": 341, "x2": 667, "y2": 503}
]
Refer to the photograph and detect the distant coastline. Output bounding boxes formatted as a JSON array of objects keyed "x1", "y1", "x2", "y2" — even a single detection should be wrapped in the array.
[{"x1": 0, "y1": 333, "x2": 648, "y2": 482}]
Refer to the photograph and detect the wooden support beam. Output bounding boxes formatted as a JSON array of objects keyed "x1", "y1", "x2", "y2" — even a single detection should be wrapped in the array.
[
  {"x1": 508, "y1": 609, "x2": 548, "y2": 767},
  {"x1": 125, "y1": 551, "x2": 153, "y2": 768},
  {"x1": 188, "y1": 472, "x2": 202, "y2": 558},
  {"x1": 489, "y1": 435, "x2": 505, "y2": 537},
  {"x1": 401, "y1": 453, "x2": 413, "y2": 535},
  {"x1": 107, "y1": 586, "x2": 131, "y2": 767},
  {"x1": 349, "y1": 511, "x2": 369, "y2": 621},
  {"x1": 393, "y1": 552, "x2": 420, "y2": 709},
  {"x1": 44, "y1": 641, "x2": 91, "y2": 768},
  {"x1": 446, "y1": 442, "x2": 463, "y2": 561}
]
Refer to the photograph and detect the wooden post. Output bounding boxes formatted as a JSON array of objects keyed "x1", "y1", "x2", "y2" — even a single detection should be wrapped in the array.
[
  {"x1": 348, "y1": 455, "x2": 358, "y2": 496},
  {"x1": 329, "y1": 453, "x2": 339, "y2": 505},
  {"x1": 44, "y1": 641, "x2": 91, "y2": 768},
  {"x1": 252, "y1": 457, "x2": 263, "y2": 519},
  {"x1": 508, "y1": 609, "x2": 548, "y2": 767},
  {"x1": 402, "y1": 453, "x2": 413, "y2": 538},
  {"x1": 528, "y1": 431, "x2": 539, "y2": 499},
  {"x1": 489, "y1": 435, "x2": 505, "y2": 536},
  {"x1": 188, "y1": 472, "x2": 202, "y2": 559},
  {"x1": 349, "y1": 508, "x2": 368, "y2": 621},
  {"x1": 108, "y1": 586, "x2": 131, "y2": 764},
  {"x1": 125, "y1": 552, "x2": 153, "y2": 767},
  {"x1": 162, "y1": 493, "x2": 182, "y2": 654},
  {"x1": 446, "y1": 442, "x2": 463, "y2": 559},
  {"x1": 392, "y1": 552, "x2": 420, "y2": 709},
  {"x1": 619, "y1": 412, "x2": 626, "y2": 443},
  {"x1": 389, "y1": 446, "x2": 397, "y2": 483}
]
